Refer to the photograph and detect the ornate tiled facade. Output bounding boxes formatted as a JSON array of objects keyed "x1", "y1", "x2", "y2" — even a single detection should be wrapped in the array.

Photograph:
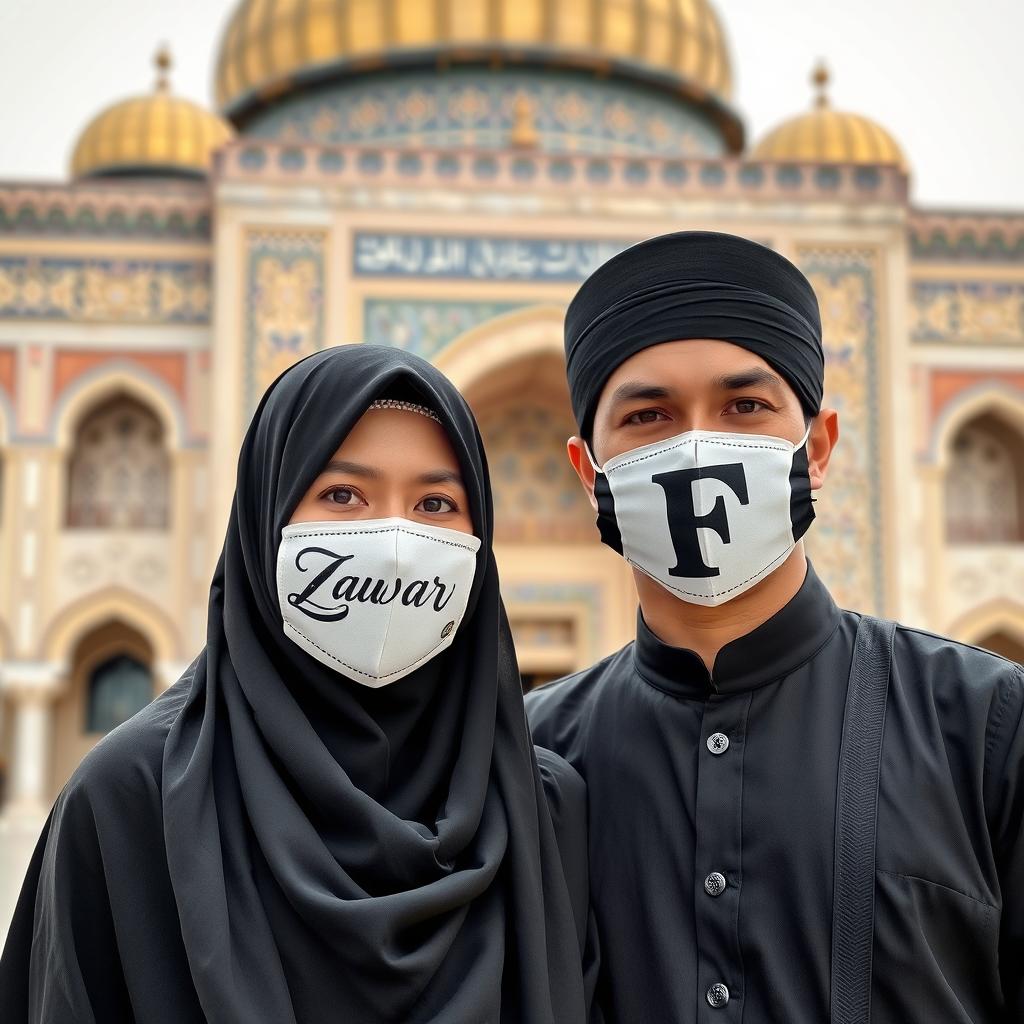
[
  {"x1": 244, "y1": 231, "x2": 326, "y2": 418},
  {"x1": 2, "y1": 0, "x2": 1024, "y2": 945},
  {"x1": 245, "y1": 68, "x2": 727, "y2": 157},
  {"x1": 363, "y1": 298, "x2": 528, "y2": 357},
  {"x1": 0, "y1": 257, "x2": 211, "y2": 323},
  {"x1": 799, "y1": 248, "x2": 885, "y2": 614}
]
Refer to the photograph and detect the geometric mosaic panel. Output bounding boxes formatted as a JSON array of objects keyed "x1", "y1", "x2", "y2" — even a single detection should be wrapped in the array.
[
  {"x1": 799, "y1": 247, "x2": 886, "y2": 614},
  {"x1": 363, "y1": 298, "x2": 527, "y2": 359},
  {"x1": 244, "y1": 230, "x2": 325, "y2": 417},
  {"x1": 0, "y1": 257, "x2": 210, "y2": 323},
  {"x1": 911, "y1": 280, "x2": 1024, "y2": 345}
]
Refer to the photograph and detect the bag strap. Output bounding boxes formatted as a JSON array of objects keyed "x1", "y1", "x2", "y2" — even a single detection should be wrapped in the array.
[{"x1": 830, "y1": 614, "x2": 897, "y2": 1024}]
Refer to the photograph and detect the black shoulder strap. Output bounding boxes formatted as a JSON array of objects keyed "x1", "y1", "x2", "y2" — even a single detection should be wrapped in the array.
[{"x1": 830, "y1": 613, "x2": 897, "y2": 1024}]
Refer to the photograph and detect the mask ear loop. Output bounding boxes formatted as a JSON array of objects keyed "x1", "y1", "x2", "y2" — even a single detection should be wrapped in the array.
[
  {"x1": 796, "y1": 419, "x2": 817, "y2": 503},
  {"x1": 583, "y1": 441, "x2": 603, "y2": 474}
]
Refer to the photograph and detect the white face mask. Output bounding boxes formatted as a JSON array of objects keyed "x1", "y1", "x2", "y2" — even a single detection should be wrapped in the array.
[
  {"x1": 276, "y1": 517, "x2": 481, "y2": 687},
  {"x1": 587, "y1": 426, "x2": 814, "y2": 607}
]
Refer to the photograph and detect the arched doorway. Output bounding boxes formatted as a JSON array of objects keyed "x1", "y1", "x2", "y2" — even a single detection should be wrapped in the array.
[
  {"x1": 976, "y1": 629, "x2": 1024, "y2": 665},
  {"x1": 462, "y1": 348, "x2": 628, "y2": 689},
  {"x1": 51, "y1": 620, "x2": 155, "y2": 799}
]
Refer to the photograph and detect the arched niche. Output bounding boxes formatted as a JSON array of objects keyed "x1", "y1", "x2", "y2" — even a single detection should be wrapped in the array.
[
  {"x1": 943, "y1": 410, "x2": 1024, "y2": 543},
  {"x1": 64, "y1": 391, "x2": 171, "y2": 529},
  {"x1": 51, "y1": 619, "x2": 156, "y2": 800},
  {"x1": 463, "y1": 349, "x2": 595, "y2": 545}
]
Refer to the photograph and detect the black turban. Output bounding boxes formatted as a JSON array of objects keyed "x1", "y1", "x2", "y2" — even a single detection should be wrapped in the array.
[{"x1": 564, "y1": 230, "x2": 824, "y2": 437}]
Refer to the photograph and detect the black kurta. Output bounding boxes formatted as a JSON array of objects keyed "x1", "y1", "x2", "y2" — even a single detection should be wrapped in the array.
[
  {"x1": 0, "y1": 675, "x2": 594, "y2": 1022},
  {"x1": 526, "y1": 561, "x2": 1024, "y2": 1023}
]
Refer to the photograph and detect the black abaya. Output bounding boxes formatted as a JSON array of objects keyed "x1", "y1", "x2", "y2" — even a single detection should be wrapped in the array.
[{"x1": 1, "y1": 344, "x2": 596, "y2": 1023}]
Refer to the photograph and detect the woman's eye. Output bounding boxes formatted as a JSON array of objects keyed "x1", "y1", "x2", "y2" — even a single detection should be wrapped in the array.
[
  {"x1": 625, "y1": 409, "x2": 668, "y2": 426},
  {"x1": 417, "y1": 495, "x2": 457, "y2": 514},
  {"x1": 325, "y1": 486, "x2": 366, "y2": 506}
]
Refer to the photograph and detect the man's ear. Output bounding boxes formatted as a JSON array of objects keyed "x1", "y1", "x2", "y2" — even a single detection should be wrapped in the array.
[
  {"x1": 567, "y1": 436, "x2": 599, "y2": 512},
  {"x1": 807, "y1": 409, "x2": 839, "y2": 491}
]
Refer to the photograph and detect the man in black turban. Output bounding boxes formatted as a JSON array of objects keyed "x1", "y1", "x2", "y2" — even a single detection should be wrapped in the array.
[{"x1": 527, "y1": 230, "x2": 1024, "y2": 1023}]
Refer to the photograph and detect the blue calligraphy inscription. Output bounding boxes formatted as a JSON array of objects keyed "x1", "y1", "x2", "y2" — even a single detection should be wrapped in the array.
[{"x1": 353, "y1": 233, "x2": 633, "y2": 281}]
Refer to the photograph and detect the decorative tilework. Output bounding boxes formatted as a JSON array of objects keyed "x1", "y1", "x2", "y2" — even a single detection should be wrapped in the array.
[
  {"x1": 363, "y1": 299, "x2": 528, "y2": 359},
  {"x1": 0, "y1": 257, "x2": 210, "y2": 323},
  {"x1": 244, "y1": 231, "x2": 325, "y2": 417},
  {"x1": 247, "y1": 68, "x2": 726, "y2": 158},
  {"x1": 0, "y1": 185, "x2": 211, "y2": 240},
  {"x1": 354, "y1": 233, "x2": 632, "y2": 281},
  {"x1": 798, "y1": 248, "x2": 885, "y2": 614},
  {"x1": 911, "y1": 281, "x2": 1024, "y2": 345},
  {"x1": 479, "y1": 403, "x2": 596, "y2": 545},
  {"x1": 909, "y1": 214, "x2": 1024, "y2": 264}
]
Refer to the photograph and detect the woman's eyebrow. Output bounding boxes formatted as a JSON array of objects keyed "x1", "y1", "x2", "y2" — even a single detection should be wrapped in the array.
[
  {"x1": 322, "y1": 459, "x2": 381, "y2": 479},
  {"x1": 417, "y1": 469, "x2": 463, "y2": 486}
]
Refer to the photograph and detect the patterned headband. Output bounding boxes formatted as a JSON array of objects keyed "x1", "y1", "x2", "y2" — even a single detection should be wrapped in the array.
[{"x1": 367, "y1": 398, "x2": 442, "y2": 424}]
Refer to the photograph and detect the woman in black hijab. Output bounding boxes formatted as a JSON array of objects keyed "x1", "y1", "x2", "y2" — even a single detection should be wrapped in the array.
[{"x1": 0, "y1": 344, "x2": 596, "y2": 1023}]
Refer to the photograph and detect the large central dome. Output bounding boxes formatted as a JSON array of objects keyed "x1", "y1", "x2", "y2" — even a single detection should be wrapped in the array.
[{"x1": 214, "y1": 0, "x2": 740, "y2": 151}]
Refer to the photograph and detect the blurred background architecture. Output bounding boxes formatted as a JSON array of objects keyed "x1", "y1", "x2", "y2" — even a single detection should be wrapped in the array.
[{"x1": 1, "y1": 0, "x2": 1023, "y2": 937}]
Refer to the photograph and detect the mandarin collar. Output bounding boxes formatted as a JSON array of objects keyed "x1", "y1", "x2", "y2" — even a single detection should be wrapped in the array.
[{"x1": 633, "y1": 560, "x2": 840, "y2": 700}]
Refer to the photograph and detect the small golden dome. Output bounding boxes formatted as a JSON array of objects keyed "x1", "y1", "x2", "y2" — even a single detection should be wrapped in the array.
[
  {"x1": 71, "y1": 47, "x2": 234, "y2": 180},
  {"x1": 214, "y1": 0, "x2": 735, "y2": 122},
  {"x1": 751, "y1": 62, "x2": 908, "y2": 172}
]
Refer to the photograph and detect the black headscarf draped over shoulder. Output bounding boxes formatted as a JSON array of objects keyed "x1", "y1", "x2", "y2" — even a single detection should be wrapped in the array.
[
  {"x1": 0, "y1": 345, "x2": 591, "y2": 1024},
  {"x1": 564, "y1": 230, "x2": 825, "y2": 437}
]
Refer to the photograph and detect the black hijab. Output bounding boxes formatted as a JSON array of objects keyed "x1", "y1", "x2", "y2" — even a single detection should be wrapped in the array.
[
  {"x1": 162, "y1": 344, "x2": 588, "y2": 1022},
  {"x1": 0, "y1": 344, "x2": 589, "y2": 1024}
]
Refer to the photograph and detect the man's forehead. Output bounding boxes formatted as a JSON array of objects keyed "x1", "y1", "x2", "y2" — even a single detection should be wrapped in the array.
[{"x1": 599, "y1": 339, "x2": 787, "y2": 401}]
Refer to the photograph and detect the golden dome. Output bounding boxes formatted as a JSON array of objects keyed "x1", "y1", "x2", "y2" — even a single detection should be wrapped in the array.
[
  {"x1": 214, "y1": 0, "x2": 735, "y2": 124},
  {"x1": 751, "y1": 63, "x2": 908, "y2": 172},
  {"x1": 71, "y1": 48, "x2": 234, "y2": 180}
]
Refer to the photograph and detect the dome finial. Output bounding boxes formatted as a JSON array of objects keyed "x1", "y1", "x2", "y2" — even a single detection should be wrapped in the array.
[
  {"x1": 812, "y1": 60, "x2": 830, "y2": 109},
  {"x1": 154, "y1": 44, "x2": 173, "y2": 93},
  {"x1": 510, "y1": 94, "x2": 538, "y2": 149}
]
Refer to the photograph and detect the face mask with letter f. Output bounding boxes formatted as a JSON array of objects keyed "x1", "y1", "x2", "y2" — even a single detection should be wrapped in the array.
[{"x1": 586, "y1": 426, "x2": 814, "y2": 607}]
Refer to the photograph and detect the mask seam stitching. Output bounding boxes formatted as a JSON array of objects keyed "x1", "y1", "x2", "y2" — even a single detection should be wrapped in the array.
[
  {"x1": 283, "y1": 620, "x2": 455, "y2": 679},
  {"x1": 373, "y1": 523, "x2": 401, "y2": 677},
  {"x1": 606, "y1": 438, "x2": 794, "y2": 474},
  {"x1": 282, "y1": 527, "x2": 478, "y2": 552},
  {"x1": 626, "y1": 542, "x2": 794, "y2": 599}
]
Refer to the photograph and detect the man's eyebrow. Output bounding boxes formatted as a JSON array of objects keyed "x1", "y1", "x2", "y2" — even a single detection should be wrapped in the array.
[
  {"x1": 416, "y1": 469, "x2": 464, "y2": 487},
  {"x1": 608, "y1": 382, "x2": 674, "y2": 406},
  {"x1": 712, "y1": 368, "x2": 787, "y2": 396},
  {"x1": 321, "y1": 459, "x2": 381, "y2": 479}
]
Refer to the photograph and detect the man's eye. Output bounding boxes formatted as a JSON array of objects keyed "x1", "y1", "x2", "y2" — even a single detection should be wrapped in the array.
[
  {"x1": 625, "y1": 409, "x2": 667, "y2": 426},
  {"x1": 326, "y1": 487, "x2": 365, "y2": 506},
  {"x1": 729, "y1": 400, "x2": 768, "y2": 415},
  {"x1": 417, "y1": 495, "x2": 457, "y2": 514}
]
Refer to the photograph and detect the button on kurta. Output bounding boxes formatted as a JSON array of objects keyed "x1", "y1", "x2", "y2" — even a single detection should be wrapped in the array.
[
  {"x1": 707, "y1": 732, "x2": 730, "y2": 754},
  {"x1": 704, "y1": 871, "x2": 727, "y2": 896},
  {"x1": 706, "y1": 983, "x2": 730, "y2": 1008}
]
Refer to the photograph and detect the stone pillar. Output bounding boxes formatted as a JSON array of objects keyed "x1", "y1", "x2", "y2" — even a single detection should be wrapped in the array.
[{"x1": 1, "y1": 662, "x2": 60, "y2": 817}]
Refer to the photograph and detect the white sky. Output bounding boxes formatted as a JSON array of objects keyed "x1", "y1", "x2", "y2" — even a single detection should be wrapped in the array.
[{"x1": 0, "y1": 0, "x2": 1020, "y2": 211}]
